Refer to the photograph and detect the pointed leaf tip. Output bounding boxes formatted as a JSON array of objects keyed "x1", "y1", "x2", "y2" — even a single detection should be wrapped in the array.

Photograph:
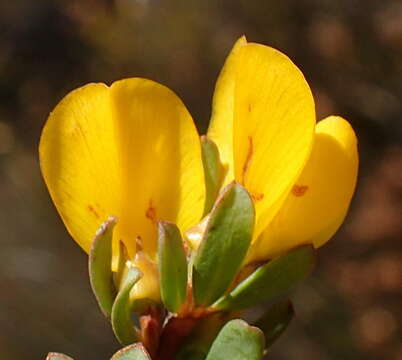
[
  {"x1": 46, "y1": 353, "x2": 74, "y2": 360},
  {"x1": 95, "y1": 216, "x2": 118, "y2": 237},
  {"x1": 193, "y1": 183, "x2": 255, "y2": 306},
  {"x1": 157, "y1": 220, "x2": 188, "y2": 313},
  {"x1": 213, "y1": 245, "x2": 316, "y2": 310},
  {"x1": 111, "y1": 343, "x2": 151, "y2": 360},
  {"x1": 205, "y1": 319, "x2": 265, "y2": 360},
  {"x1": 111, "y1": 267, "x2": 143, "y2": 345},
  {"x1": 89, "y1": 217, "x2": 118, "y2": 318}
]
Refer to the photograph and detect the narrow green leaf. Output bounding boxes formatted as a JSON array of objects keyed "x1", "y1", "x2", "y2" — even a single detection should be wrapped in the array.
[
  {"x1": 193, "y1": 183, "x2": 255, "y2": 306},
  {"x1": 46, "y1": 353, "x2": 74, "y2": 360},
  {"x1": 254, "y1": 299, "x2": 294, "y2": 348},
  {"x1": 89, "y1": 217, "x2": 117, "y2": 318},
  {"x1": 205, "y1": 319, "x2": 265, "y2": 360},
  {"x1": 111, "y1": 267, "x2": 143, "y2": 345},
  {"x1": 201, "y1": 136, "x2": 224, "y2": 215},
  {"x1": 213, "y1": 245, "x2": 316, "y2": 310},
  {"x1": 157, "y1": 221, "x2": 188, "y2": 313},
  {"x1": 111, "y1": 343, "x2": 151, "y2": 360}
]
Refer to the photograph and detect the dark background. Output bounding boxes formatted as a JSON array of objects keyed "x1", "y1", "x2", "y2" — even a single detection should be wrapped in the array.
[{"x1": 0, "y1": 1, "x2": 401, "y2": 359}]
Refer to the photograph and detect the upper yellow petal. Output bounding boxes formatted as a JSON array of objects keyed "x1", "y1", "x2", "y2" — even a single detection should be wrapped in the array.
[
  {"x1": 249, "y1": 116, "x2": 359, "y2": 261},
  {"x1": 233, "y1": 43, "x2": 316, "y2": 238},
  {"x1": 207, "y1": 36, "x2": 247, "y2": 185},
  {"x1": 40, "y1": 78, "x2": 205, "y2": 258}
]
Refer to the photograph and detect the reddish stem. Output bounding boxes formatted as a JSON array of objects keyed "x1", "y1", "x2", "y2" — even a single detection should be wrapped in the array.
[
  {"x1": 140, "y1": 307, "x2": 163, "y2": 359},
  {"x1": 157, "y1": 316, "x2": 199, "y2": 360}
]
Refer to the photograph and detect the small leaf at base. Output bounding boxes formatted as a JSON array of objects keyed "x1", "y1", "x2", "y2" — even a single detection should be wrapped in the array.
[
  {"x1": 205, "y1": 319, "x2": 265, "y2": 360},
  {"x1": 46, "y1": 353, "x2": 74, "y2": 360},
  {"x1": 111, "y1": 343, "x2": 151, "y2": 360}
]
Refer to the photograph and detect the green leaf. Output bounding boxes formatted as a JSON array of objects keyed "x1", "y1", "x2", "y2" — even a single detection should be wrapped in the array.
[
  {"x1": 89, "y1": 217, "x2": 117, "y2": 318},
  {"x1": 111, "y1": 267, "x2": 143, "y2": 345},
  {"x1": 45, "y1": 353, "x2": 74, "y2": 360},
  {"x1": 201, "y1": 136, "x2": 224, "y2": 215},
  {"x1": 213, "y1": 245, "x2": 316, "y2": 310},
  {"x1": 157, "y1": 221, "x2": 188, "y2": 313},
  {"x1": 205, "y1": 319, "x2": 265, "y2": 360},
  {"x1": 111, "y1": 343, "x2": 151, "y2": 360},
  {"x1": 193, "y1": 183, "x2": 255, "y2": 306},
  {"x1": 254, "y1": 299, "x2": 294, "y2": 348}
]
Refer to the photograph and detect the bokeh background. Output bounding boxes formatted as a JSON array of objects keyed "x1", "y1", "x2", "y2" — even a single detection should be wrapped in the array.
[{"x1": 1, "y1": 1, "x2": 401, "y2": 359}]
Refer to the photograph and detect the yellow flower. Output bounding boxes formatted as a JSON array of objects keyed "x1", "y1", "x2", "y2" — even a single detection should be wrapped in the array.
[
  {"x1": 39, "y1": 79, "x2": 206, "y2": 301},
  {"x1": 207, "y1": 36, "x2": 358, "y2": 262},
  {"x1": 40, "y1": 36, "x2": 358, "y2": 304}
]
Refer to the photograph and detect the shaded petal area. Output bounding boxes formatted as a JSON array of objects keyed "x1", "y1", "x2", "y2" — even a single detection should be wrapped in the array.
[
  {"x1": 208, "y1": 36, "x2": 247, "y2": 185},
  {"x1": 249, "y1": 116, "x2": 358, "y2": 261}
]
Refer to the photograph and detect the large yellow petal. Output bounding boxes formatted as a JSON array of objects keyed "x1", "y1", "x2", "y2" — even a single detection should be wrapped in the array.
[
  {"x1": 207, "y1": 36, "x2": 247, "y2": 185},
  {"x1": 233, "y1": 43, "x2": 316, "y2": 238},
  {"x1": 249, "y1": 116, "x2": 358, "y2": 261},
  {"x1": 110, "y1": 79, "x2": 205, "y2": 256},
  {"x1": 40, "y1": 78, "x2": 205, "y2": 258}
]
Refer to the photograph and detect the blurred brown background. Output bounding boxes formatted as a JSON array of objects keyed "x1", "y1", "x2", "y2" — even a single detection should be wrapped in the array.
[{"x1": 0, "y1": 0, "x2": 401, "y2": 359}]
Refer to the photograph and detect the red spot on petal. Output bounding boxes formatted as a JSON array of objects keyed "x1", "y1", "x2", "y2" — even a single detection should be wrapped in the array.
[
  {"x1": 242, "y1": 136, "x2": 254, "y2": 185},
  {"x1": 136, "y1": 236, "x2": 143, "y2": 252},
  {"x1": 292, "y1": 185, "x2": 309, "y2": 197},
  {"x1": 252, "y1": 193, "x2": 264, "y2": 202},
  {"x1": 88, "y1": 205, "x2": 100, "y2": 218},
  {"x1": 146, "y1": 200, "x2": 157, "y2": 223}
]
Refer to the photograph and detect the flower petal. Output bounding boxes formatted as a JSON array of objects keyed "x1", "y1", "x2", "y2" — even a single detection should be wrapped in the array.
[
  {"x1": 110, "y1": 79, "x2": 205, "y2": 256},
  {"x1": 40, "y1": 83, "x2": 120, "y2": 253},
  {"x1": 249, "y1": 116, "x2": 358, "y2": 261},
  {"x1": 233, "y1": 43, "x2": 316, "y2": 237},
  {"x1": 40, "y1": 79, "x2": 205, "y2": 257},
  {"x1": 207, "y1": 36, "x2": 247, "y2": 185}
]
